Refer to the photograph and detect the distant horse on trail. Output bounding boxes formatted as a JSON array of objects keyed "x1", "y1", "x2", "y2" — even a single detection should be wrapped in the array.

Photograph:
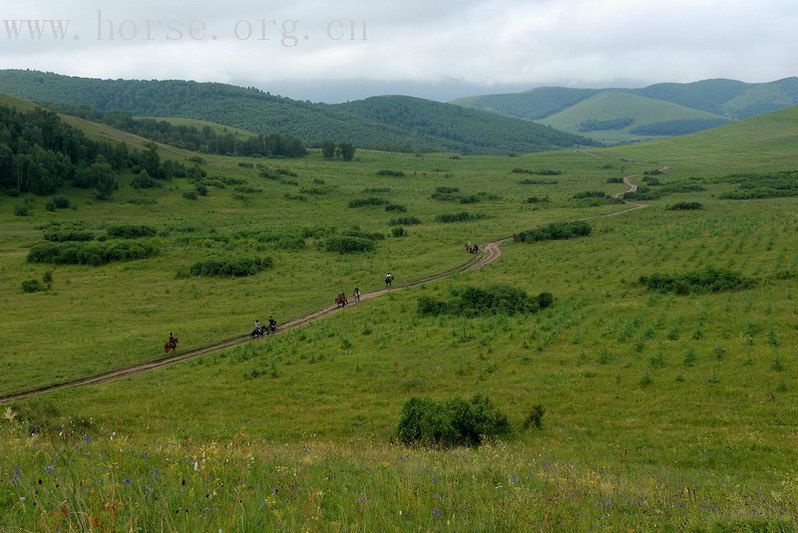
[
  {"x1": 164, "y1": 337, "x2": 179, "y2": 353},
  {"x1": 335, "y1": 292, "x2": 348, "y2": 308}
]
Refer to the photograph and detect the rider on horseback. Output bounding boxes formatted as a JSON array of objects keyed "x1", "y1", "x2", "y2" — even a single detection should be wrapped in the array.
[
  {"x1": 385, "y1": 273, "x2": 394, "y2": 288},
  {"x1": 268, "y1": 316, "x2": 278, "y2": 333},
  {"x1": 353, "y1": 287, "x2": 361, "y2": 302},
  {"x1": 169, "y1": 332, "x2": 178, "y2": 347}
]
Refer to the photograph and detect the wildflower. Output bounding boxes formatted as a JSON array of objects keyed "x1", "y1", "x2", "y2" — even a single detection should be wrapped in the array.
[
  {"x1": 432, "y1": 508, "x2": 442, "y2": 519},
  {"x1": 3, "y1": 407, "x2": 16, "y2": 422},
  {"x1": 509, "y1": 474, "x2": 519, "y2": 485},
  {"x1": 82, "y1": 434, "x2": 92, "y2": 444},
  {"x1": 44, "y1": 464, "x2": 55, "y2": 474},
  {"x1": 122, "y1": 477, "x2": 131, "y2": 485},
  {"x1": 356, "y1": 495, "x2": 368, "y2": 505},
  {"x1": 11, "y1": 466, "x2": 21, "y2": 485}
]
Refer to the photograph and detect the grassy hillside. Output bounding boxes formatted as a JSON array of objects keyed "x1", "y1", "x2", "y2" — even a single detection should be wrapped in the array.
[
  {"x1": 336, "y1": 95, "x2": 591, "y2": 153},
  {"x1": 539, "y1": 91, "x2": 728, "y2": 143},
  {"x1": 0, "y1": 70, "x2": 591, "y2": 155},
  {"x1": 1, "y1": 101, "x2": 797, "y2": 529},
  {"x1": 454, "y1": 77, "x2": 798, "y2": 144},
  {"x1": 146, "y1": 117, "x2": 255, "y2": 139},
  {"x1": 450, "y1": 87, "x2": 599, "y2": 120}
]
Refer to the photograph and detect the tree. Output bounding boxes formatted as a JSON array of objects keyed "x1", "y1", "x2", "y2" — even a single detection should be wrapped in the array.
[
  {"x1": 321, "y1": 140, "x2": 336, "y2": 160},
  {"x1": 76, "y1": 156, "x2": 116, "y2": 200},
  {"x1": 338, "y1": 143, "x2": 355, "y2": 161},
  {"x1": 139, "y1": 143, "x2": 162, "y2": 178}
]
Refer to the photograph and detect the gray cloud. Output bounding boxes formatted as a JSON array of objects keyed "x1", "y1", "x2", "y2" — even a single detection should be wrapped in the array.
[{"x1": 0, "y1": 0, "x2": 796, "y2": 97}]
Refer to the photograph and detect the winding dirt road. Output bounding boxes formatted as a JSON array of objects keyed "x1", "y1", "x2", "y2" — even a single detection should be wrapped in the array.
[{"x1": 0, "y1": 175, "x2": 648, "y2": 405}]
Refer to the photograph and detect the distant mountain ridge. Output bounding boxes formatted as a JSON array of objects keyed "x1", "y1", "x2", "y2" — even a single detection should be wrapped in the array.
[
  {"x1": 452, "y1": 78, "x2": 798, "y2": 144},
  {"x1": 0, "y1": 70, "x2": 593, "y2": 155}
]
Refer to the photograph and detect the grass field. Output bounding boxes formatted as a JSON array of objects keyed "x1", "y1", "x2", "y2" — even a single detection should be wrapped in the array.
[{"x1": 1, "y1": 102, "x2": 797, "y2": 530}]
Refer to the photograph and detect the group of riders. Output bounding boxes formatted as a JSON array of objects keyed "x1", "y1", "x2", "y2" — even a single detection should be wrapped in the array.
[{"x1": 166, "y1": 240, "x2": 485, "y2": 352}]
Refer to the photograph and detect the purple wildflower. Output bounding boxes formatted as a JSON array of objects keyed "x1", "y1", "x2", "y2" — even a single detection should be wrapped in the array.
[
  {"x1": 356, "y1": 495, "x2": 368, "y2": 505},
  {"x1": 82, "y1": 434, "x2": 92, "y2": 444},
  {"x1": 44, "y1": 464, "x2": 55, "y2": 474},
  {"x1": 122, "y1": 477, "x2": 132, "y2": 485},
  {"x1": 432, "y1": 508, "x2": 442, "y2": 519},
  {"x1": 11, "y1": 466, "x2": 21, "y2": 486}
]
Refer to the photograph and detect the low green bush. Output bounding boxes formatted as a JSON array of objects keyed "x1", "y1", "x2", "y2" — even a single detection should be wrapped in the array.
[
  {"x1": 667, "y1": 202, "x2": 703, "y2": 210},
  {"x1": 376, "y1": 169, "x2": 405, "y2": 177},
  {"x1": 14, "y1": 204, "x2": 31, "y2": 217},
  {"x1": 324, "y1": 236, "x2": 376, "y2": 253},
  {"x1": 640, "y1": 267, "x2": 756, "y2": 295},
  {"x1": 512, "y1": 168, "x2": 562, "y2": 176},
  {"x1": 391, "y1": 227, "x2": 408, "y2": 237},
  {"x1": 50, "y1": 195, "x2": 70, "y2": 209},
  {"x1": 183, "y1": 191, "x2": 198, "y2": 200},
  {"x1": 518, "y1": 178, "x2": 558, "y2": 185},
  {"x1": 188, "y1": 257, "x2": 273, "y2": 277},
  {"x1": 21, "y1": 279, "x2": 46, "y2": 293},
  {"x1": 43, "y1": 229, "x2": 95, "y2": 242},
  {"x1": 526, "y1": 196, "x2": 550, "y2": 204},
  {"x1": 572, "y1": 191, "x2": 607, "y2": 199},
  {"x1": 362, "y1": 187, "x2": 391, "y2": 193},
  {"x1": 385, "y1": 203, "x2": 407, "y2": 212},
  {"x1": 514, "y1": 221, "x2": 591, "y2": 243},
  {"x1": 397, "y1": 395, "x2": 511, "y2": 448},
  {"x1": 106, "y1": 224, "x2": 157, "y2": 239},
  {"x1": 27, "y1": 241, "x2": 158, "y2": 266},
  {"x1": 348, "y1": 197, "x2": 389, "y2": 208},
  {"x1": 435, "y1": 211, "x2": 487, "y2": 223},
  {"x1": 390, "y1": 216, "x2": 422, "y2": 226},
  {"x1": 418, "y1": 284, "x2": 553, "y2": 317}
]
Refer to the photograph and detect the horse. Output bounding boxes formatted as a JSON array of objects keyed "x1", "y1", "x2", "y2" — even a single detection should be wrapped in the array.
[
  {"x1": 466, "y1": 243, "x2": 480, "y2": 254},
  {"x1": 385, "y1": 275, "x2": 394, "y2": 288},
  {"x1": 335, "y1": 292, "x2": 348, "y2": 308},
  {"x1": 251, "y1": 326, "x2": 266, "y2": 340},
  {"x1": 265, "y1": 322, "x2": 278, "y2": 335},
  {"x1": 164, "y1": 337, "x2": 179, "y2": 353}
]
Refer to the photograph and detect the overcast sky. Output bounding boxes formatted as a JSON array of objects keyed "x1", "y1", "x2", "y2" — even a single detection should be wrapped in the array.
[{"x1": 1, "y1": 0, "x2": 797, "y2": 101}]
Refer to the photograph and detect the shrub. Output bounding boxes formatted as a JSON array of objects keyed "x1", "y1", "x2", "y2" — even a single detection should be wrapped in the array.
[
  {"x1": 518, "y1": 178, "x2": 559, "y2": 185},
  {"x1": 523, "y1": 405, "x2": 546, "y2": 429},
  {"x1": 526, "y1": 196, "x2": 550, "y2": 204},
  {"x1": 131, "y1": 170, "x2": 159, "y2": 189},
  {"x1": 188, "y1": 256, "x2": 273, "y2": 277},
  {"x1": 431, "y1": 192, "x2": 461, "y2": 202},
  {"x1": 345, "y1": 229, "x2": 385, "y2": 241},
  {"x1": 234, "y1": 186, "x2": 263, "y2": 194},
  {"x1": 348, "y1": 197, "x2": 389, "y2": 208},
  {"x1": 514, "y1": 221, "x2": 591, "y2": 243},
  {"x1": 640, "y1": 267, "x2": 756, "y2": 295},
  {"x1": 376, "y1": 169, "x2": 405, "y2": 177},
  {"x1": 362, "y1": 187, "x2": 391, "y2": 193},
  {"x1": 667, "y1": 202, "x2": 703, "y2": 210},
  {"x1": 183, "y1": 191, "x2": 198, "y2": 200},
  {"x1": 49, "y1": 195, "x2": 68, "y2": 208},
  {"x1": 324, "y1": 236, "x2": 376, "y2": 253},
  {"x1": 106, "y1": 224, "x2": 157, "y2": 239},
  {"x1": 396, "y1": 395, "x2": 511, "y2": 448},
  {"x1": 418, "y1": 284, "x2": 553, "y2": 317},
  {"x1": 606, "y1": 177, "x2": 624, "y2": 184},
  {"x1": 14, "y1": 204, "x2": 31, "y2": 217},
  {"x1": 27, "y1": 241, "x2": 158, "y2": 266},
  {"x1": 391, "y1": 227, "x2": 408, "y2": 237},
  {"x1": 435, "y1": 186, "x2": 460, "y2": 194},
  {"x1": 390, "y1": 216, "x2": 422, "y2": 226},
  {"x1": 578, "y1": 117, "x2": 633, "y2": 132},
  {"x1": 195, "y1": 184, "x2": 209, "y2": 196},
  {"x1": 43, "y1": 229, "x2": 95, "y2": 242},
  {"x1": 435, "y1": 212, "x2": 487, "y2": 224},
  {"x1": 45, "y1": 200, "x2": 56, "y2": 212},
  {"x1": 223, "y1": 177, "x2": 247, "y2": 185},
  {"x1": 128, "y1": 198, "x2": 157, "y2": 206},
  {"x1": 21, "y1": 279, "x2": 45, "y2": 293},
  {"x1": 572, "y1": 191, "x2": 606, "y2": 199},
  {"x1": 512, "y1": 168, "x2": 562, "y2": 176},
  {"x1": 385, "y1": 203, "x2": 407, "y2": 213}
]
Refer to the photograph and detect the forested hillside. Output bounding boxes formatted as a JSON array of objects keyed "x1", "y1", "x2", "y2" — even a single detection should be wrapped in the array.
[{"x1": 0, "y1": 71, "x2": 593, "y2": 154}]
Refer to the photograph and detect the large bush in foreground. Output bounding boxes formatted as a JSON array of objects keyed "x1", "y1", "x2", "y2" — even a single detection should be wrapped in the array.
[
  {"x1": 418, "y1": 284, "x2": 553, "y2": 317},
  {"x1": 27, "y1": 241, "x2": 158, "y2": 266},
  {"x1": 514, "y1": 221, "x2": 591, "y2": 243},
  {"x1": 640, "y1": 267, "x2": 756, "y2": 295},
  {"x1": 188, "y1": 257, "x2": 273, "y2": 277},
  {"x1": 397, "y1": 395, "x2": 511, "y2": 448}
]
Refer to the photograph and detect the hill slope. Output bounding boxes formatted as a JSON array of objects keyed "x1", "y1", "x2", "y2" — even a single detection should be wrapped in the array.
[
  {"x1": 454, "y1": 77, "x2": 798, "y2": 143},
  {"x1": 540, "y1": 91, "x2": 729, "y2": 144},
  {"x1": 0, "y1": 70, "x2": 592, "y2": 154}
]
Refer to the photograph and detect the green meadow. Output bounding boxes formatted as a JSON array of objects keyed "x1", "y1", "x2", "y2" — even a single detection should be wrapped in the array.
[{"x1": 1, "y1": 104, "x2": 797, "y2": 530}]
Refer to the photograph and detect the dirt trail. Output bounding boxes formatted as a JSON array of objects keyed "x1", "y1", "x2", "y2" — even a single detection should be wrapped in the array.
[{"x1": 0, "y1": 175, "x2": 648, "y2": 405}]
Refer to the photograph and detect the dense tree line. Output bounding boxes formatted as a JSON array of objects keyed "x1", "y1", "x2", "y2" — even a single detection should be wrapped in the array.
[
  {"x1": 578, "y1": 117, "x2": 634, "y2": 132},
  {"x1": 0, "y1": 103, "x2": 188, "y2": 198},
  {"x1": 0, "y1": 71, "x2": 595, "y2": 155},
  {"x1": 53, "y1": 105, "x2": 307, "y2": 158},
  {"x1": 629, "y1": 119, "x2": 730, "y2": 136}
]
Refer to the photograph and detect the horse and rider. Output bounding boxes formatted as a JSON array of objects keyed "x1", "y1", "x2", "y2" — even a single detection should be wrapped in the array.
[
  {"x1": 335, "y1": 291, "x2": 349, "y2": 308},
  {"x1": 164, "y1": 332, "x2": 179, "y2": 353},
  {"x1": 251, "y1": 317, "x2": 278, "y2": 339},
  {"x1": 385, "y1": 273, "x2": 394, "y2": 289},
  {"x1": 465, "y1": 242, "x2": 480, "y2": 254}
]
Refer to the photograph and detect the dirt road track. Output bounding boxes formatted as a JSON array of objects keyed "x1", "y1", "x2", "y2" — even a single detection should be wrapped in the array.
[{"x1": 0, "y1": 175, "x2": 647, "y2": 405}]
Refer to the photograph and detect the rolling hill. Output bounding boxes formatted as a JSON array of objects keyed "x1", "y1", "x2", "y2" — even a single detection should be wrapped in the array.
[
  {"x1": 454, "y1": 77, "x2": 798, "y2": 144},
  {"x1": 539, "y1": 91, "x2": 730, "y2": 144},
  {"x1": 0, "y1": 70, "x2": 592, "y2": 154}
]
